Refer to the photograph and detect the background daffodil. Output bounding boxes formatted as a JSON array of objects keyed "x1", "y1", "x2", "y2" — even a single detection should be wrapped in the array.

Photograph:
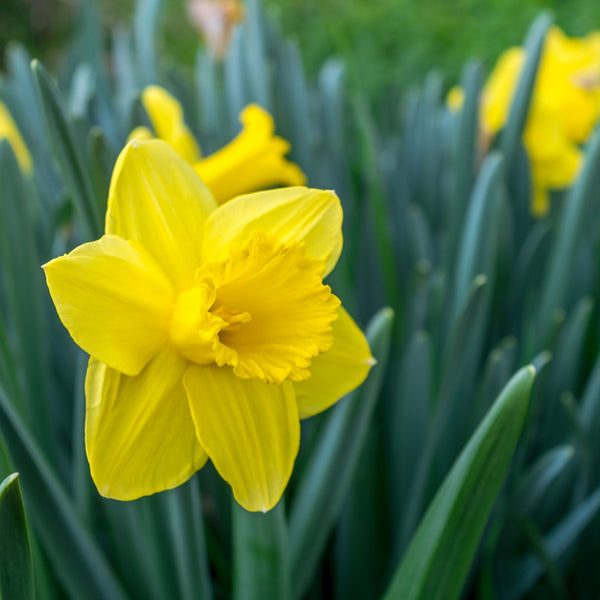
[
  {"x1": 0, "y1": 99, "x2": 31, "y2": 174},
  {"x1": 449, "y1": 26, "x2": 600, "y2": 217},
  {"x1": 129, "y1": 85, "x2": 306, "y2": 204},
  {"x1": 43, "y1": 139, "x2": 373, "y2": 513}
]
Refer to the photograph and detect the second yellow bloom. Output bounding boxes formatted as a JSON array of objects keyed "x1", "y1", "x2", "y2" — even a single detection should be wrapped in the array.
[{"x1": 130, "y1": 85, "x2": 306, "y2": 204}]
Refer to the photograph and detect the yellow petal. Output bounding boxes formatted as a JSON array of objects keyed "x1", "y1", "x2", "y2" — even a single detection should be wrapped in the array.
[
  {"x1": 184, "y1": 365, "x2": 300, "y2": 512},
  {"x1": 0, "y1": 100, "x2": 31, "y2": 173},
  {"x1": 106, "y1": 139, "x2": 217, "y2": 292},
  {"x1": 531, "y1": 184, "x2": 550, "y2": 218},
  {"x1": 481, "y1": 47, "x2": 524, "y2": 136},
  {"x1": 446, "y1": 86, "x2": 465, "y2": 112},
  {"x1": 127, "y1": 126, "x2": 154, "y2": 143},
  {"x1": 43, "y1": 234, "x2": 174, "y2": 376},
  {"x1": 141, "y1": 86, "x2": 202, "y2": 164},
  {"x1": 86, "y1": 350, "x2": 207, "y2": 500},
  {"x1": 202, "y1": 186, "x2": 343, "y2": 276},
  {"x1": 294, "y1": 306, "x2": 375, "y2": 419},
  {"x1": 194, "y1": 104, "x2": 305, "y2": 204}
]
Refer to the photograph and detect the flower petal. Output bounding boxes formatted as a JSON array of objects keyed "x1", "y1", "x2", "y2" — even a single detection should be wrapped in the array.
[
  {"x1": 194, "y1": 104, "x2": 305, "y2": 204},
  {"x1": 202, "y1": 186, "x2": 343, "y2": 276},
  {"x1": 85, "y1": 349, "x2": 207, "y2": 500},
  {"x1": 184, "y1": 365, "x2": 300, "y2": 512},
  {"x1": 43, "y1": 234, "x2": 174, "y2": 376},
  {"x1": 141, "y1": 86, "x2": 202, "y2": 164},
  {"x1": 294, "y1": 306, "x2": 375, "y2": 419},
  {"x1": 0, "y1": 100, "x2": 31, "y2": 173},
  {"x1": 106, "y1": 139, "x2": 217, "y2": 291}
]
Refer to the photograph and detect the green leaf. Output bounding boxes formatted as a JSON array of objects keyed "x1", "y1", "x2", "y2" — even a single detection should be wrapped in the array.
[
  {"x1": 447, "y1": 59, "x2": 483, "y2": 260},
  {"x1": 276, "y1": 41, "x2": 311, "y2": 171},
  {"x1": 390, "y1": 329, "x2": 432, "y2": 556},
  {"x1": 512, "y1": 445, "x2": 574, "y2": 515},
  {"x1": 289, "y1": 308, "x2": 394, "y2": 599},
  {"x1": 501, "y1": 487, "x2": 600, "y2": 600},
  {"x1": 453, "y1": 152, "x2": 503, "y2": 318},
  {"x1": 500, "y1": 13, "x2": 552, "y2": 186},
  {"x1": 31, "y1": 60, "x2": 102, "y2": 239},
  {"x1": 407, "y1": 204, "x2": 434, "y2": 264},
  {"x1": 164, "y1": 482, "x2": 214, "y2": 600},
  {"x1": 478, "y1": 337, "x2": 517, "y2": 415},
  {"x1": 0, "y1": 141, "x2": 54, "y2": 453},
  {"x1": 550, "y1": 297, "x2": 593, "y2": 392},
  {"x1": 0, "y1": 388, "x2": 128, "y2": 600},
  {"x1": 0, "y1": 434, "x2": 12, "y2": 482},
  {"x1": 0, "y1": 473, "x2": 34, "y2": 600},
  {"x1": 538, "y1": 126, "x2": 600, "y2": 339},
  {"x1": 233, "y1": 499, "x2": 290, "y2": 600},
  {"x1": 243, "y1": 0, "x2": 272, "y2": 111},
  {"x1": 195, "y1": 49, "x2": 225, "y2": 143},
  {"x1": 355, "y1": 101, "x2": 400, "y2": 308},
  {"x1": 578, "y1": 353, "x2": 600, "y2": 435},
  {"x1": 401, "y1": 275, "x2": 489, "y2": 546},
  {"x1": 224, "y1": 29, "x2": 249, "y2": 135},
  {"x1": 384, "y1": 365, "x2": 536, "y2": 600},
  {"x1": 133, "y1": 0, "x2": 163, "y2": 86}
]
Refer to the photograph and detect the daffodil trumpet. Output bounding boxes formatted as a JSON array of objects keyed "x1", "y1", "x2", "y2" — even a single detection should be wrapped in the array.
[{"x1": 43, "y1": 139, "x2": 373, "y2": 512}]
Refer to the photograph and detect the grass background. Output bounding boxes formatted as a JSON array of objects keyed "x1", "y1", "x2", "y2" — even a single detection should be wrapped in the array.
[{"x1": 3, "y1": 0, "x2": 600, "y2": 99}]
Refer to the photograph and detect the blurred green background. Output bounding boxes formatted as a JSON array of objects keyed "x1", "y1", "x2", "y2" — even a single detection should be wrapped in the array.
[{"x1": 3, "y1": 0, "x2": 600, "y2": 98}]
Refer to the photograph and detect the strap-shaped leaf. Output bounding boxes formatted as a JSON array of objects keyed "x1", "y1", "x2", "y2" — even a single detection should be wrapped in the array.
[
  {"x1": 538, "y1": 127, "x2": 600, "y2": 339},
  {"x1": 233, "y1": 499, "x2": 290, "y2": 600},
  {"x1": 452, "y1": 151, "x2": 504, "y2": 317},
  {"x1": 512, "y1": 445, "x2": 574, "y2": 514},
  {"x1": 133, "y1": 0, "x2": 163, "y2": 86},
  {"x1": 289, "y1": 308, "x2": 394, "y2": 599},
  {"x1": 31, "y1": 60, "x2": 102, "y2": 239},
  {"x1": 500, "y1": 13, "x2": 552, "y2": 184},
  {"x1": 384, "y1": 365, "x2": 536, "y2": 600},
  {"x1": 401, "y1": 275, "x2": 488, "y2": 544},
  {"x1": 0, "y1": 388, "x2": 128, "y2": 600},
  {"x1": 501, "y1": 487, "x2": 600, "y2": 600},
  {"x1": 0, "y1": 473, "x2": 33, "y2": 600}
]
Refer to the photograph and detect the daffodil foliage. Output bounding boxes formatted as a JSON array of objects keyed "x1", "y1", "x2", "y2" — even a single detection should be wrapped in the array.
[{"x1": 43, "y1": 140, "x2": 373, "y2": 512}]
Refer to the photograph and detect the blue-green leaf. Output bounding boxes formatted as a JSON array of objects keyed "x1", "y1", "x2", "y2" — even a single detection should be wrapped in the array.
[
  {"x1": 0, "y1": 473, "x2": 34, "y2": 600},
  {"x1": 384, "y1": 365, "x2": 536, "y2": 600},
  {"x1": 0, "y1": 388, "x2": 128, "y2": 600},
  {"x1": 501, "y1": 487, "x2": 600, "y2": 600},
  {"x1": 31, "y1": 60, "x2": 102, "y2": 239},
  {"x1": 289, "y1": 308, "x2": 394, "y2": 599},
  {"x1": 233, "y1": 499, "x2": 290, "y2": 600}
]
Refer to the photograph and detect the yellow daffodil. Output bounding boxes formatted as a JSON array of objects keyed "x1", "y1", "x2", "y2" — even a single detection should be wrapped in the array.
[
  {"x1": 0, "y1": 100, "x2": 32, "y2": 173},
  {"x1": 43, "y1": 139, "x2": 373, "y2": 512},
  {"x1": 129, "y1": 85, "x2": 306, "y2": 204},
  {"x1": 448, "y1": 26, "x2": 600, "y2": 217}
]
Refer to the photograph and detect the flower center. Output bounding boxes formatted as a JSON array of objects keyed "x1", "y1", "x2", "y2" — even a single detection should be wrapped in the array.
[{"x1": 169, "y1": 232, "x2": 340, "y2": 384}]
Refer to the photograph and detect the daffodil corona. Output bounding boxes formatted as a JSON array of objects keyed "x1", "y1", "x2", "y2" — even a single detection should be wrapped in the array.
[
  {"x1": 129, "y1": 85, "x2": 306, "y2": 204},
  {"x1": 44, "y1": 140, "x2": 373, "y2": 512}
]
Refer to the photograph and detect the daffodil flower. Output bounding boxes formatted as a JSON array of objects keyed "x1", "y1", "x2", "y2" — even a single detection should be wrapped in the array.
[
  {"x1": 447, "y1": 26, "x2": 600, "y2": 217},
  {"x1": 43, "y1": 139, "x2": 373, "y2": 512},
  {"x1": 129, "y1": 85, "x2": 306, "y2": 204},
  {"x1": 0, "y1": 100, "x2": 32, "y2": 173}
]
